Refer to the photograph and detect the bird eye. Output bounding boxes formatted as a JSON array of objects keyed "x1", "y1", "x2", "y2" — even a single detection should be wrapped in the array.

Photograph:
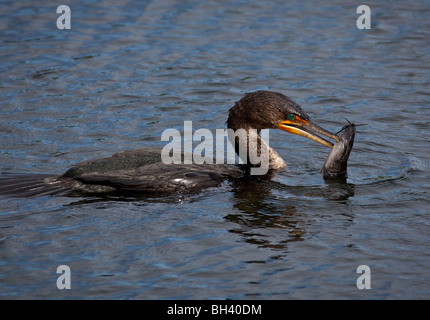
[{"x1": 288, "y1": 114, "x2": 295, "y2": 120}]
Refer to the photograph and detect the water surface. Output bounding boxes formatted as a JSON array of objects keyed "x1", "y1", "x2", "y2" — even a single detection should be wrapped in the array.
[{"x1": 1, "y1": 0, "x2": 430, "y2": 299}]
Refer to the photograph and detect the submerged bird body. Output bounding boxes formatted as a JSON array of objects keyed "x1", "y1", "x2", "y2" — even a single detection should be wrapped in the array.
[
  {"x1": 0, "y1": 149, "x2": 243, "y2": 197},
  {"x1": 62, "y1": 148, "x2": 243, "y2": 194},
  {"x1": 0, "y1": 91, "x2": 343, "y2": 197}
]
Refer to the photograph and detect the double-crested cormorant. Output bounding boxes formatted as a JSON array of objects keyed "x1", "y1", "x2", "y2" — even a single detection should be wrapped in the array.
[{"x1": 0, "y1": 91, "x2": 340, "y2": 197}]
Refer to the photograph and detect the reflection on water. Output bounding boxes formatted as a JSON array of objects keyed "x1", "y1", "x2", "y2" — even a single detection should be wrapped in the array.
[
  {"x1": 226, "y1": 176, "x2": 355, "y2": 253},
  {"x1": 1, "y1": 0, "x2": 430, "y2": 299}
]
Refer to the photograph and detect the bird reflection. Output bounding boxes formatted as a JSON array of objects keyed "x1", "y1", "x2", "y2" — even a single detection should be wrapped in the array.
[
  {"x1": 225, "y1": 176, "x2": 355, "y2": 252},
  {"x1": 225, "y1": 177, "x2": 305, "y2": 252}
]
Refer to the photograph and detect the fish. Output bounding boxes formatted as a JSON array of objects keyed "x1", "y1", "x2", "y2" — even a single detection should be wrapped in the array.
[{"x1": 321, "y1": 122, "x2": 356, "y2": 179}]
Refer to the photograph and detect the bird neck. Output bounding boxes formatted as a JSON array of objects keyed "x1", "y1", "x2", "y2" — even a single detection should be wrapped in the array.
[{"x1": 227, "y1": 125, "x2": 287, "y2": 172}]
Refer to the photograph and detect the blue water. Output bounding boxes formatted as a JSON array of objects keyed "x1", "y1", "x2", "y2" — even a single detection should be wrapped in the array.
[{"x1": 1, "y1": 0, "x2": 430, "y2": 299}]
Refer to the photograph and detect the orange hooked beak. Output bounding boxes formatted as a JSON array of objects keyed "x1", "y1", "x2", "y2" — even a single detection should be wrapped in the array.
[{"x1": 277, "y1": 115, "x2": 340, "y2": 148}]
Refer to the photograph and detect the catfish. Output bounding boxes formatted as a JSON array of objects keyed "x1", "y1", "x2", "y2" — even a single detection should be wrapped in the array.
[{"x1": 321, "y1": 122, "x2": 356, "y2": 179}]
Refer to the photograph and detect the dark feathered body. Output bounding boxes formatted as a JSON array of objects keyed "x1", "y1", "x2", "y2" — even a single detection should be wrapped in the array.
[{"x1": 0, "y1": 149, "x2": 242, "y2": 197}]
